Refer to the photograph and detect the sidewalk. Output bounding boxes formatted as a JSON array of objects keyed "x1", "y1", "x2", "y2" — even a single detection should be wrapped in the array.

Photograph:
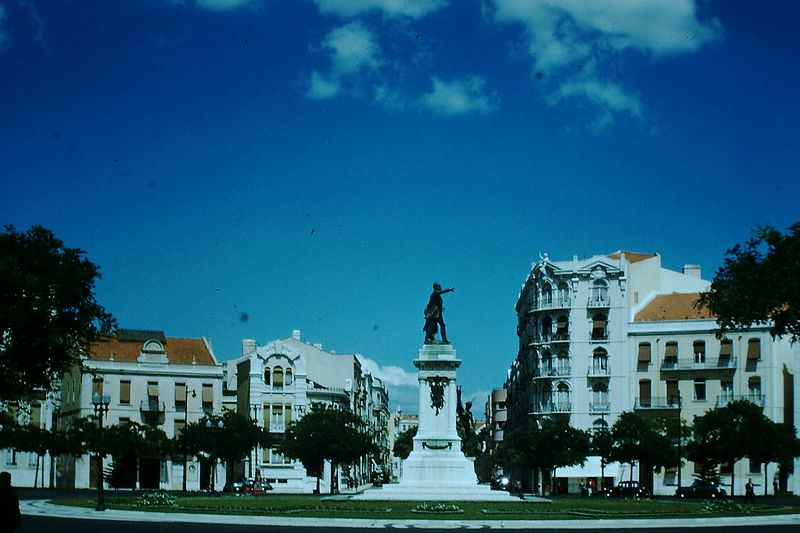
[{"x1": 20, "y1": 499, "x2": 800, "y2": 529}]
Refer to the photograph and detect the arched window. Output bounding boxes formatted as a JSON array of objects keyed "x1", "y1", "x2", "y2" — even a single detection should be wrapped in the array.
[
  {"x1": 541, "y1": 316, "x2": 552, "y2": 341},
  {"x1": 592, "y1": 418, "x2": 609, "y2": 432},
  {"x1": 272, "y1": 367, "x2": 284, "y2": 389},
  {"x1": 556, "y1": 382, "x2": 571, "y2": 409},
  {"x1": 590, "y1": 280, "x2": 608, "y2": 305},
  {"x1": 540, "y1": 382, "x2": 553, "y2": 408},
  {"x1": 556, "y1": 351, "x2": 570, "y2": 374},
  {"x1": 591, "y1": 314, "x2": 608, "y2": 340},
  {"x1": 542, "y1": 283, "x2": 553, "y2": 304},
  {"x1": 555, "y1": 315, "x2": 569, "y2": 338},
  {"x1": 557, "y1": 282, "x2": 570, "y2": 306},
  {"x1": 284, "y1": 368, "x2": 293, "y2": 387},
  {"x1": 592, "y1": 347, "x2": 608, "y2": 374},
  {"x1": 263, "y1": 368, "x2": 271, "y2": 385}
]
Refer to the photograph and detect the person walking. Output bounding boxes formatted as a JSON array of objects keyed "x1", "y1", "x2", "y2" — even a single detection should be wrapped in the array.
[
  {"x1": 745, "y1": 478, "x2": 756, "y2": 504},
  {"x1": 0, "y1": 471, "x2": 21, "y2": 531}
]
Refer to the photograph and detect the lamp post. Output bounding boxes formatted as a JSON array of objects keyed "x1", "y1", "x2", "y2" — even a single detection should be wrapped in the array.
[
  {"x1": 249, "y1": 404, "x2": 259, "y2": 479},
  {"x1": 671, "y1": 393, "x2": 683, "y2": 490},
  {"x1": 91, "y1": 392, "x2": 111, "y2": 512},
  {"x1": 205, "y1": 418, "x2": 224, "y2": 492},
  {"x1": 182, "y1": 388, "x2": 196, "y2": 493}
]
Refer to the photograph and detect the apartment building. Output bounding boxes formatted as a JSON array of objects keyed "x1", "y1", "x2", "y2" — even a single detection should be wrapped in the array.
[
  {"x1": 58, "y1": 329, "x2": 224, "y2": 490},
  {"x1": 228, "y1": 329, "x2": 389, "y2": 493}
]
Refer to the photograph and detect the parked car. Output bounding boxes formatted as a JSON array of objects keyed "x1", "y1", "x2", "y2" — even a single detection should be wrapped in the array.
[
  {"x1": 675, "y1": 480, "x2": 727, "y2": 499},
  {"x1": 226, "y1": 478, "x2": 273, "y2": 495},
  {"x1": 603, "y1": 480, "x2": 649, "y2": 498}
]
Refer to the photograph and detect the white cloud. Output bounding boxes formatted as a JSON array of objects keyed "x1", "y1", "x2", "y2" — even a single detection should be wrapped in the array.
[
  {"x1": 323, "y1": 21, "x2": 382, "y2": 75},
  {"x1": 418, "y1": 76, "x2": 498, "y2": 116},
  {"x1": 306, "y1": 71, "x2": 340, "y2": 99},
  {"x1": 170, "y1": 0, "x2": 258, "y2": 11},
  {"x1": 359, "y1": 356, "x2": 418, "y2": 388},
  {"x1": 490, "y1": 0, "x2": 722, "y2": 126},
  {"x1": 315, "y1": 0, "x2": 448, "y2": 20}
]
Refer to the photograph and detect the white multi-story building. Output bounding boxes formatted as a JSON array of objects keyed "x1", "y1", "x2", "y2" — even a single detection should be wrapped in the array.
[
  {"x1": 506, "y1": 251, "x2": 798, "y2": 495},
  {"x1": 58, "y1": 329, "x2": 224, "y2": 490},
  {"x1": 228, "y1": 329, "x2": 388, "y2": 493}
]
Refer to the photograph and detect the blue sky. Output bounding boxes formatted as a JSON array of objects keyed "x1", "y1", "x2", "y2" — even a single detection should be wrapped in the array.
[{"x1": 2, "y1": 1, "x2": 799, "y2": 414}]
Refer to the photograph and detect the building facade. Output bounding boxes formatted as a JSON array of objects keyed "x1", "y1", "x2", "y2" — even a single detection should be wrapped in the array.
[
  {"x1": 505, "y1": 251, "x2": 799, "y2": 495},
  {"x1": 228, "y1": 329, "x2": 389, "y2": 493},
  {"x1": 58, "y1": 329, "x2": 225, "y2": 490}
]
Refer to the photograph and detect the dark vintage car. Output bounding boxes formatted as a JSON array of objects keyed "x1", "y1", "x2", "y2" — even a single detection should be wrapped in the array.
[
  {"x1": 675, "y1": 480, "x2": 727, "y2": 499},
  {"x1": 603, "y1": 480, "x2": 650, "y2": 498},
  {"x1": 226, "y1": 479, "x2": 273, "y2": 495}
]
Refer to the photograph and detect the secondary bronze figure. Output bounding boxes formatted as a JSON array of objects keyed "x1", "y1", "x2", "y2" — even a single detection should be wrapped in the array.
[{"x1": 423, "y1": 282, "x2": 454, "y2": 344}]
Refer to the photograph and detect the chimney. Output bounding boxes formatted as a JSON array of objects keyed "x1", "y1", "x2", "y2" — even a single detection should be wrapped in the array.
[
  {"x1": 292, "y1": 329, "x2": 301, "y2": 340},
  {"x1": 682, "y1": 264, "x2": 701, "y2": 279},
  {"x1": 242, "y1": 339, "x2": 256, "y2": 356}
]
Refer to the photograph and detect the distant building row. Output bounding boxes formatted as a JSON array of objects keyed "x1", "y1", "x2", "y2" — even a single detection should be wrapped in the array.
[{"x1": 1, "y1": 329, "x2": 390, "y2": 492}]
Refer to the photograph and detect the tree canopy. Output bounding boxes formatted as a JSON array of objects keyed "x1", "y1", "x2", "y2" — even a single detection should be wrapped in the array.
[
  {"x1": 392, "y1": 425, "x2": 417, "y2": 460},
  {"x1": 610, "y1": 411, "x2": 675, "y2": 481},
  {"x1": 182, "y1": 411, "x2": 269, "y2": 467},
  {"x1": 699, "y1": 221, "x2": 800, "y2": 341},
  {"x1": 281, "y1": 404, "x2": 377, "y2": 494},
  {"x1": 0, "y1": 225, "x2": 116, "y2": 400}
]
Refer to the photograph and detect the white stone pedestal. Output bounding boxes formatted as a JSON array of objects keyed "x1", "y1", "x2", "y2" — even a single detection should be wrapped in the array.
[{"x1": 354, "y1": 343, "x2": 519, "y2": 501}]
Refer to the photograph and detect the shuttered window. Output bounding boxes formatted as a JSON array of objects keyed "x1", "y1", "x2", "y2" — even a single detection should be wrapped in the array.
[
  {"x1": 639, "y1": 380, "x2": 651, "y2": 402},
  {"x1": 666, "y1": 380, "x2": 679, "y2": 403},
  {"x1": 175, "y1": 383, "x2": 186, "y2": 402},
  {"x1": 664, "y1": 341, "x2": 678, "y2": 359},
  {"x1": 147, "y1": 382, "x2": 159, "y2": 397},
  {"x1": 638, "y1": 342, "x2": 651, "y2": 363},
  {"x1": 120, "y1": 381, "x2": 131, "y2": 404},
  {"x1": 285, "y1": 405, "x2": 292, "y2": 425},
  {"x1": 202, "y1": 383, "x2": 213, "y2": 406},
  {"x1": 720, "y1": 338, "x2": 733, "y2": 357},
  {"x1": 747, "y1": 338, "x2": 761, "y2": 360}
]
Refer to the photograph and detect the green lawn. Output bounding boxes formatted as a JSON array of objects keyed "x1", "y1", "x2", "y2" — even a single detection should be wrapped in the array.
[{"x1": 52, "y1": 494, "x2": 800, "y2": 520}]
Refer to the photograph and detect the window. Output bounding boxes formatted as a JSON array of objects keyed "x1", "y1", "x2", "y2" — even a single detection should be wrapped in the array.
[
  {"x1": 639, "y1": 379, "x2": 651, "y2": 405},
  {"x1": 541, "y1": 316, "x2": 552, "y2": 340},
  {"x1": 92, "y1": 378, "x2": 104, "y2": 397},
  {"x1": 693, "y1": 378, "x2": 707, "y2": 401},
  {"x1": 284, "y1": 368, "x2": 293, "y2": 386},
  {"x1": 637, "y1": 342, "x2": 651, "y2": 364},
  {"x1": 747, "y1": 338, "x2": 761, "y2": 361},
  {"x1": 590, "y1": 280, "x2": 608, "y2": 305},
  {"x1": 557, "y1": 282, "x2": 569, "y2": 305},
  {"x1": 721, "y1": 380, "x2": 734, "y2": 402},
  {"x1": 541, "y1": 350, "x2": 553, "y2": 372},
  {"x1": 147, "y1": 381, "x2": 159, "y2": 401},
  {"x1": 273, "y1": 367, "x2": 284, "y2": 389},
  {"x1": 748, "y1": 376, "x2": 761, "y2": 402},
  {"x1": 592, "y1": 382, "x2": 608, "y2": 405},
  {"x1": 120, "y1": 380, "x2": 131, "y2": 405},
  {"x1": 556, "y1": 382, "x2": 570, "y2": 408},
  {"x1": 664, "y1": 341, "x2": 678, "y2": 367},
  {"x1": 556, "y1": 351, "x2": 570, "y2": 374},
  {"x1": 749, "y1": 459, "x2": 762, "y2": 474},
  {"x1": 591, "y1": 314, "x2": 607, "y2": 340},
  {"x1": 541, "y1": 283, "x2": 552, "y2": 304},
  {"x1": 174, "y1": 419, "x2": 186, "y2": 438},
  {"x1": 175, "y1": 382, "x2": 186, "y2": 411},
  {"x1": 693, "y1": 340, "x2": 706, "y2": 364},
  {"x1": 202, "y1": 383, "x2": 213, "y2": 412},
  {"x1": 592, "y1": 418, "x2": 608, "y2": 432},
  {"x1": 666, "y1": 380, "x2": 679, "y2": 404},
  {"x1": 119, "y1": 417, "x2": 130, "y2": 426},
  {"x1": 270, "y1": 405, "x2": 285, "y2": 431},
  {"x1": 720, "y1": 338, "x2": 733, "y2": 358},
  {"x1": 555, "y1": 315, "x2": 569, "y2": 338},
  {"x1": 263, "y1": 368, "x2": 271, "y2": 385},
  {"x1": 592, "y1": 347, "x2": 608, "y2": 374}
]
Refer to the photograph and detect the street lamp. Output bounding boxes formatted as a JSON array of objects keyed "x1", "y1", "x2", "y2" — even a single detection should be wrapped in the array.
[
  {"x1": 249, "y1": 404, "x2": 259, "y2": 479},
  {"x1": 205, "y1": 418, "x2": 224, "y2": 492},
  {"x1": 91, "y1": 392, "x2": 111, "y2": 512},
  {"x1": 182, "y1": 388, "x2": 197, "y2": 493},
  {"x1": 671, "y1": 393, "x2": 683, "y2": 490}
]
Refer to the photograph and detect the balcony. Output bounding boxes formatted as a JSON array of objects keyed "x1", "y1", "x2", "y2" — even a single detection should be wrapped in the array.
[
  {"x1": 715, "y1": 394, "x2": 765, "y2": 408},
  {"x1": 551, "y1": 332, "x2": 570, "y2": 343},
  {"x1": 661, "y1": 357, "x2": 737, "y2": 371},
  {"x1": 531, "y1": 296, "x2": 571, "y2": 312},
  {"x1": 587, "y1": 294, "x2": 610, "y2": 308},
  {"x1": 533, "y1": 366, "x2": 571, "y2": 378},
  {"x1": 590, "y1": 330, "x2": 609, "y2": 342},
  {"x1": 634, "y1": 396, "x2": 680, "y2": 410},
  {"x1": 587, "y1": 365, "x2": 610, "y2": 377},
  {"x1": 589, "y1": 401, "x2": 611, "y2": 414},
  {"x1": 140, "y1": 400, "x2": 166, "y2": 413},
  {"x1": 531, "y1": 400, "x2": 572, "y2": 415}
]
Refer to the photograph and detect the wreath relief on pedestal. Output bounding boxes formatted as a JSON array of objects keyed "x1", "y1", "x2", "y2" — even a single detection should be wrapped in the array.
[{"x1": 428, "y1": 377, "x2": 448, "y2": 415}]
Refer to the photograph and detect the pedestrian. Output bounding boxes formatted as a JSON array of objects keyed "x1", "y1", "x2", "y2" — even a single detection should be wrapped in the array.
[
  {"x1": 0, "y1": 471, "x2": 21, "y2": 531},
  {"x1": 745, "y1": 478, "x2": 755, "y2": 504},
  {"x1": 773, "y1": 479, "x2": 779, "y2": 496}
]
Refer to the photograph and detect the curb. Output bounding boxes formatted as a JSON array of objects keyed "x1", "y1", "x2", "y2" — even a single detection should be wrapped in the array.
[{"x1": 20, "y1": 499, "x2": 800, "y2": 529}]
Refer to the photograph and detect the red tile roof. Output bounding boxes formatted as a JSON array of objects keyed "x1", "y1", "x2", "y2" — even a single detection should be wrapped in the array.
[
  {"x1": 88, "y1": 333, "x2": 215, "y2": 365},
  {"x1": 607, "y1": 250, "x2": 658, "y2": 264},
  {"x1": 634, "y1": 293, "x2": 716, "y2": 321}
]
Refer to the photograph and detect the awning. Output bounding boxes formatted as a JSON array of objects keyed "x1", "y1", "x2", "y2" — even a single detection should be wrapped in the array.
[{"x1": 555, "y1": 456, "x2": 622, "y2": 478}]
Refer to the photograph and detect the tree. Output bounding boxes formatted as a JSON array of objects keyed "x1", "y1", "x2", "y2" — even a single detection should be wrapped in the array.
[
  {"x1": 0, "y1": 225, "x2": 116, "y2": 400},
  {"x1": 183, "y1": 411, "x2": 269, "y2": 486},
  {"x1": 687, "y1": 400, "x2": 765, "y2": 496},
  {"x1": 281, "y1": 404, "x2": 377, "y2": 494},
  {"x1": 590, "y1": 426, "x2": 613, "y2": 490},
  {"x1": 699, "y1": 222, "x2": 800, "y2": 341},
  {"x1": 611, "y1": 412, "x2": 674, "y2": 482},
  {"x1": 392, "y1": 425, "x2": 417, "y2": 460},
  {"x1": 742, "y1": 415, "x2": 800, "y2": 495}
]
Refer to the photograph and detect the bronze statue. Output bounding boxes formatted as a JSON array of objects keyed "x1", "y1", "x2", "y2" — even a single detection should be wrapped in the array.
[{"x1": 423, "y1": 282, "x2": 454, "y2": 344}]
